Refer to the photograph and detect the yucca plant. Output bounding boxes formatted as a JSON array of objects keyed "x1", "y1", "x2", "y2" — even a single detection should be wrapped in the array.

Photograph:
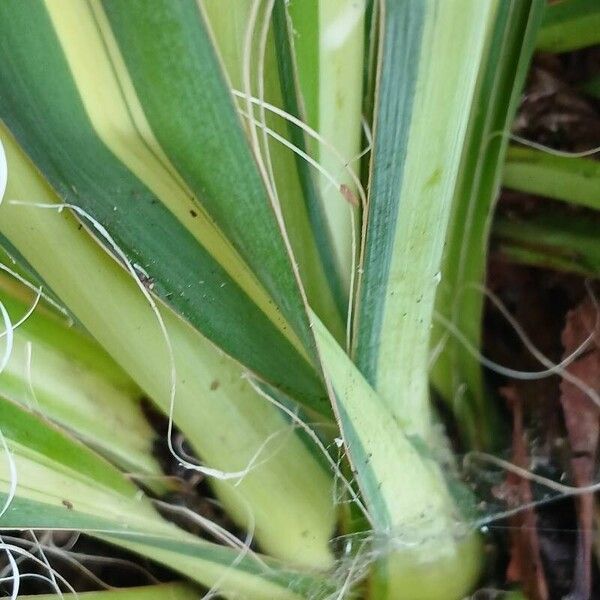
[{"x1": 0, "y1": 0, "x2": 582, "y2": 598}]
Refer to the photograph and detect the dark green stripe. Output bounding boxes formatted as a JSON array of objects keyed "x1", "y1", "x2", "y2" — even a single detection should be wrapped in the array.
[
  {"x1": 102, "y1": 0, "x2": 316, "y2": 357},
  {"x1": 272, "y1": 0, "x2": 347, "y2": 318},
  {"x1": 104, "y1": 533, "x2": 331, "y2": 595},
  {"x1": 537, "y1": 0, "x2": 600, "y2": 52},
  {"x1": 0, "y1": 0, "x2": 328, "y2": 412},
  {"x1": 0, "y1": 233, "x2": 77, "y2": 323},
  {"x1": 333, "y1": 389, "x2": 391, "y2": 531},
  {"x1": 354, "y1": 1, "x2": 425, "y2": 384},
  {"x1": 0, "y1": 397, "x2": 133, "y2": 495},
  {"x1": 0, "y1": 495, "x2": 330, "y2": 596},
  {"x1": 0, "y1": 493, "x2": 131, "y2": 531}
]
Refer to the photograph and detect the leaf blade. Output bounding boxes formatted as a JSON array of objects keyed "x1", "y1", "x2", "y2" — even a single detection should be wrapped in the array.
[
  {"x1": 503, "y1": 146, "x2": 600, "y2": 210},
  {"x1": 100, "y1": 0, "x2": 317, "y2": 355},
  {"x1": 0, "y1": 0, "x2": 327, "y2": 411},
  {"x1": 0, "y1": 126, "x2": 335, "y2": 566},
  {"x1": 430, "y1": 1, "x2": 545, "y2": 449},
  {"x1": 18, "y1": 584, "x2": 198, "y2": 600},
  {"x1": 354, "y1": 0, "x2": 497, "y2": 439},
  {"x1": 537, "y1": 0, "x2": 600, "y2": 53},
  {"x1": 0, "y1": 399, "x2": 331, "y2": 600}
]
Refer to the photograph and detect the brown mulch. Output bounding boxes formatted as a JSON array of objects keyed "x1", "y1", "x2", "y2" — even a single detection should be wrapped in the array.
[{"x1": 483, "y1": 45, "x2": 600, "y2": 599}]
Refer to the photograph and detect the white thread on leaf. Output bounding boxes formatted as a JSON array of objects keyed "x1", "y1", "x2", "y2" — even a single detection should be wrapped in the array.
[
  {"x1": 0, "y1": 288, "x2": 42, "y2": 342},
  {"x1": 8, "y1": 200, "x2": 269, "y2": 482},
  {"x1": 242, "y1": 0, "x2": 277, "y2": 202},
  {"x1": 0, "y1": 262, "x2": 70, "y2": 321},
  {"x1": 245, "y1": 374, "x2": 373, "y2": 526},
  {"x1": 345, "y1": 207, "x2": 358, "y2": 352},
  {"x1": 232, "y1": 90, "x2": 368, "y2": 208},
  {"x1": 238, "y1": 108, "x2": 365, "y2": 349},
  {"x1": 238, "y1": 110, "x2": 343, "y2": 196}
]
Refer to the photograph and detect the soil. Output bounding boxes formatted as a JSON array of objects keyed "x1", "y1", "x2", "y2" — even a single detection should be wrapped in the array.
[{"x1": 479, "y1": 46, "x2": 600, "y2": 599}]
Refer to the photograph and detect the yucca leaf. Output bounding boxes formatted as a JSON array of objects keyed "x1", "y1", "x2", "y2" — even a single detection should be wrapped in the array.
[
  {"x1": 311, "y1": 311, "x2": 481, "y2": 600},
  {"x1": 0, "y1": 398, "x2": 332, "y2": 600},
  {"x1": 493, "y1": 212, "x2": 600, "y2": 278},
  {"x1": 270, "y1": 0, "x2": 348, "y2": 328},
  {"x1": 0, "y1": 129, "x2": 335, "y2": 566},
  {"x1": 19, "y1": 584, "x2": 198, "y2": 600},
  {"x1": 0, "y1": 288, "x2": 166, "y2": 487},
  {"x1": 284, "y1": 0, "x2": 366, "y2": 306},
  {"x1": 0, "y1": 396, "x2": 138, "y2": 500},
  {"x1": 346, "y1": 2, "x2": 511, "y2": 596},
  {"x1": 312, "y1": 312, "x2": 450, "y2": 532},
  {"x1": 0, "y1": 0, "x2": 328, "y2": 410},
  {"x1": 503, "y1": 146, "x2": 600, "y2": 210},
  {"x1": 98, "y1": 0, "x2": 316, "y2": 348},
  {"x1": 201, "y1": 0, "x2": 346, "y2": 341},
  {"x1": 3, "y1": 499, "x2": 326, "y2": 600},
  {"x1": 0, "y1": 239, "x2": 74, "y2": 327},
  {"x1": 354, "y1": 0, "x2": 497, "y2": 440},
  {"x1": 537, "y1": 0, "x2": 600, "y2": 53},
  {"x1": 431, "y1": 0, "x2": 544, "y2": 450}
]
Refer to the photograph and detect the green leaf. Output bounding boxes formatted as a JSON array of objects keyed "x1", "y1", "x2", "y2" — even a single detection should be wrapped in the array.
[
  {"x1": 0, "y1": 398, "x2": 333, "y2": 600},
  {"x1": 271, "y1": 0, "x2": 342, "y2": 320},
  {"x1": 99, "y1": 0, "x2": 316, "y2": 351},
  {"x1": 201, "y1": 0, "x2": 346, "y2": 341},
  {"x1": 503, "y1": 146, "x2": 600, "y2": 210},
  {"x1": 285, "y1": 0, "x2": 367, "y2": 306},
  {"x1": 431, "y1": 1, "x2": 544, "y2": 450},
  {"x1": 312, "y1": 311, "x2": 448, "y2": 532},
  {"x1": 0, "y1": 395, "x2": 137, "y2": 499},
  {"x1": 0, "y1": 0, "x2": 328, "y2": 412},
  {"x1": 311, "y1": 310, "x2": 481, "y2": 600},
  {"x1": 0, "y1": 130, "x2": 5, "y2": 201},
  {"x1": 493, "y1": 211, "x2": 600, "y2": 278},
  {"x1": 18, "y1": 584, "x2": 198, "y2": 600},
  {"x1": 0, "y1": 237, "x2": 74, "y2": 325},
  {"x1": 353, "y1": 0, "x2": 498, "y2": 440},
  {"x1": 537, "y1": 0, "x2": 600, "y2": 53},
  {"x1": 0, "y1": 128, "x2": 335, "y2": 567},
  {"x1": 0, "y1": 287, "x2": 166, "y2": 486}
]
